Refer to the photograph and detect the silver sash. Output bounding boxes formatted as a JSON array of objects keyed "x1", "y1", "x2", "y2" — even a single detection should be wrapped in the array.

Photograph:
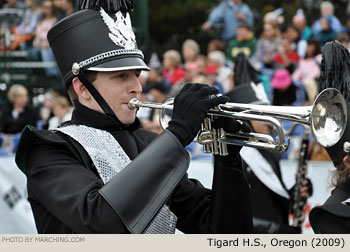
[{"x1": 56, "y1": 125, "x2": 177, "y2": 233}]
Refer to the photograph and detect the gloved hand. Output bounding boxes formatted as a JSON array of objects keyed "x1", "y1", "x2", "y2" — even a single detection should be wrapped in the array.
[
  {"x1": 212, "y1": 117, "x2": 251, "y2": 163},
  {"x1": 301, "y1": 178, "x2": 313, "y2": 198},
  {"x1": 167, "y1": 83, "x2": 229, "y2": 147}
]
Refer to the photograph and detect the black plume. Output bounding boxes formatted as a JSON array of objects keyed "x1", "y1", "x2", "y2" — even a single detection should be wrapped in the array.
[
  {"x1": 79, "y1": 0, "x2": 134, "y2": 13},
  {"x1": 233, "y1": 52, "x2": 260, "y2": 87},
  {"x1": 319, "y1": 41, "x2": 350, "y2": 102}
]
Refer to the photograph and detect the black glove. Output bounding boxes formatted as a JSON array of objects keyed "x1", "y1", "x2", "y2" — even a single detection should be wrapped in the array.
[
  {"x1": 167, "y1": 83, "x2": 229, "y2": 147},
  {"x1": 212, "y1": 117, "x2": 251, "y2": 163}
]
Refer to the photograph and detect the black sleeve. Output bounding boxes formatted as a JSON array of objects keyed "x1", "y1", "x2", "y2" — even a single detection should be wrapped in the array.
[
  {"x1": 171, "y1": 156, "x2": 253, "y2": 234},
  {"x1": 26, "y1": 138, "x2": 129, "y2": 233},
  {"x1": 318, "y1": 211, "x2": 350, "y2": 234},
  {"x1": 25, "y1": 129, "x2": 189, "y2": 234}
]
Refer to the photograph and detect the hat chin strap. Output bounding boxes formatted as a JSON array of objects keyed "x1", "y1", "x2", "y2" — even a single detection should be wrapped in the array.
[{"x1": 77, "y1": 70, "x2": 123, "y2": 126}]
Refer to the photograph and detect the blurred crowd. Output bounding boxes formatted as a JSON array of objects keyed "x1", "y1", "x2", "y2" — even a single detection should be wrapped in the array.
[
  {"x1": 0, "y1": 0, "x2": 349, "y2": 160},
  {"x1": 0, "y1": 0, "x2": 75, "y2": 75}
]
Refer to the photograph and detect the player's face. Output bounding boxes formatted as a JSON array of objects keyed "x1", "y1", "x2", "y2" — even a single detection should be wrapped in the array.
[{"x1": 92, "y1": 70, "x2": 142, "y2": 125}]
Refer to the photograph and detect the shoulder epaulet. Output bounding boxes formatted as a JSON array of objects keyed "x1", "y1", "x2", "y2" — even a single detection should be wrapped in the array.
[{"x1": 15, "y1": 125, "x2": 90, "y2": 174}]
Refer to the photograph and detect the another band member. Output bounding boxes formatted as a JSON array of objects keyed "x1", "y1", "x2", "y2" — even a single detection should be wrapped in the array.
[
  {"x1": 309, "y1": 41, "x2": 350, "y2": 233},
  {"x1": 226, "y1": 83, "x2": 312, "y2": 233},
  {"x1": 15, "y1": 0, "x2": 252, "y2": 233}
]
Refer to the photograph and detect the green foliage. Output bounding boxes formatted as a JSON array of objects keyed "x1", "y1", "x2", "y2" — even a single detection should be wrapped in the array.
[{"x1": 148, "y1": 0, "x2": 214, "y2": 43}]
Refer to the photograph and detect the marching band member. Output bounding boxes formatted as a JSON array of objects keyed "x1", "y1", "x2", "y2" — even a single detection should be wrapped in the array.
[
  {"x1": 15, "y1": 0, "x2": 252, "y2": 234},
  {"x1": 309, "y1": 41, "x2": 350, "y2": 233}
]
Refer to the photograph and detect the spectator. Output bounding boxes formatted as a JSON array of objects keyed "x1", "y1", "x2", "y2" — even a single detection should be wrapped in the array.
[
  {"x1": 27, "y1": 0, "x2": 58, "y2": 76},
  {"x1": 10, "y1": 0, "x2": 41, "y2": 50},
  {"x1": 53, "y1": 0, "x2": 66, "y2": 20},
  {"x1": 271, "y1": 37, "x2": 299, "y2": 72},
  {"x1": 271, "y1": 69, "x2": 305, "y2": 107},
  {"x1": 1, "y1": 0, "x2": 25, "y2": 27},
  {"x1": 169, "y1": 61, "x2": 201, "y2": 98},
  {"x1": 2, "y1": 0, "x2": 24, "y2": 9},
  {"x1": 311, "y1": 1, "x2": 342, "y2": 35},
  {"x1": 292, "y1": 9, "x2": 312, "y2": 41},
  {"x1": 252, "y1": 21, "x2": 281, "y2": 70},
  {"x1": 263, "y1": 8, "x2": 284, "y2": 25},
  {"x1": 48, "y1": 96, "x2": 71, "y2": 130},
  {"x1": 144, "y1": 66, "x2": 171, "y2": 95},
  {"x1": 142, "y1": 82, "x2": 169, "y2": 134},
  {"x1": 292, "y1": 38, "x2": 322, "y2": 102},
  {"x1": 202, "y1": 0, "x2": 253, "y2": 46},
  {"x1": 336, "y1": 32, "x2": 350, "y2": 51},
  {"x1": 205, "y1": 65, "x2": 225, "y2": 93},
  {"x1": 181, "y1": 39, "x2": 200, "y2": 65},
  {"x1": 39, "y1": 89, "x2": 62, "y2": 130},
  {"x1": 314, "y1": 15, "x2": 338, "y2": 46},
  {"x1": 285, "y1": 25, "x2": 307, "y2": 58},
  {"x1": 225, "y1": 23, "x2": 257, "y2": 63},
  {"x1": 0, "y1": 84, "x2": 38, "y2": 134},
  {"x1": 207, "y1": 39, "x2": 224, "y2": 53},
  {"x1": 162, "y1": 49, "x2": 185, "y2": 85},
  {"x1": 342, "y1": 16, "x2": 350, "y2": 36},
  {"x1": 208, "y1": 50, "x2": 233, "y2": 92},
  {"x1": 61, "y1": 0, "x2": 74, "y2": 16},
  {"x1": 195, "y1": 54, "x2": 208, "y2": 75}
]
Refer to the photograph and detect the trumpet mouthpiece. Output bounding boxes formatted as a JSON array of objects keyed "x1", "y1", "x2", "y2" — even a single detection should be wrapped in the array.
[{"x1": 128, "y1": 98, "x2": 141, "y2": 109}]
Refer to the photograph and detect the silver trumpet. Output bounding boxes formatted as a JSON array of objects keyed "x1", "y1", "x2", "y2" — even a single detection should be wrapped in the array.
[{"x1": 129, "y1": 88, "x2": 347, "y2": 156}]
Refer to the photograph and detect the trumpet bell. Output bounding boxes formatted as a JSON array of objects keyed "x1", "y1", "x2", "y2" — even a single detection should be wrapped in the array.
[{"x1": 311, "y1": 88, "x2": 347, "y2": 147}]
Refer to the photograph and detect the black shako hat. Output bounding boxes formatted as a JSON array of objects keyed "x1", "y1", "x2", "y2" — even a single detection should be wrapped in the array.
[
  {"x1": 319, "y1": 41, "x2": 350, "y2": 167},
  {"x1": 48, "y1": 2, "x2": 149, "y2": 89},
  {"x1": 225, "y1": 82, "x2": 270, "y2": 105},
  {"x1": 47, "y1": 0, "x2": 149, "y2": 125}
]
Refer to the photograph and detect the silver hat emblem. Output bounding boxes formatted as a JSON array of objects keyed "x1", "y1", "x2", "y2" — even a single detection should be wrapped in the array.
[
  {"x1": 100, "y1": 8, "x2": 137, "y2": 50},
  {"x1": 72, "y1": 62, "x2": 80, "y2": 75}
]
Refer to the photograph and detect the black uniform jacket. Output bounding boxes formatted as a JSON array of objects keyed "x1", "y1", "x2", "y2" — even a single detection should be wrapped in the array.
[
  {"x1": 310, "y1": 180, "x2": 350, "y2": 233},
  {"x1": 243, "y1": 149, "x2": 292, "y2": 233},
  {"x1": 15, "y1": 102, "x2": 252, "y2": 234}
]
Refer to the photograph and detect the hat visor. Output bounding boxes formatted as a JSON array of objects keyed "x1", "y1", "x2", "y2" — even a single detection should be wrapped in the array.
[{"x1": 88, "y1": 57, "x2": 150, "y2": 72}]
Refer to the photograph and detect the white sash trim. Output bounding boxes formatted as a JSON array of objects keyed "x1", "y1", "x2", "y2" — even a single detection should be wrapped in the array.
[
  {"x1": 240, "y1": 147, "x2": 290, "y2": 199},
  {"x1": 341, "y1": 197, "x2": 350, "y2": 206}
]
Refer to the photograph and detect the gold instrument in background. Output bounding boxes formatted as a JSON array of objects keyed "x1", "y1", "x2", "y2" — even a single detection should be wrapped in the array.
[{"x1": 129, "y1": 88, "x2": 347, "y2": 156}]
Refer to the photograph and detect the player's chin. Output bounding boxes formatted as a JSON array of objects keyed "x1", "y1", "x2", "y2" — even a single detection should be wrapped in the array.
[{"x1": 118, "y1": 111, "x2": 137, "y2": 125}]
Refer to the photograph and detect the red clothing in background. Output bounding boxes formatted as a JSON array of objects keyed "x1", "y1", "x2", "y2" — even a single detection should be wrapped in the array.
[
  {"x1": 163, "y1": 66, "x2": 185, "y2": 85},
  {"x1": 273, "y1": 51, "x2": 299, "y2": 65}
]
